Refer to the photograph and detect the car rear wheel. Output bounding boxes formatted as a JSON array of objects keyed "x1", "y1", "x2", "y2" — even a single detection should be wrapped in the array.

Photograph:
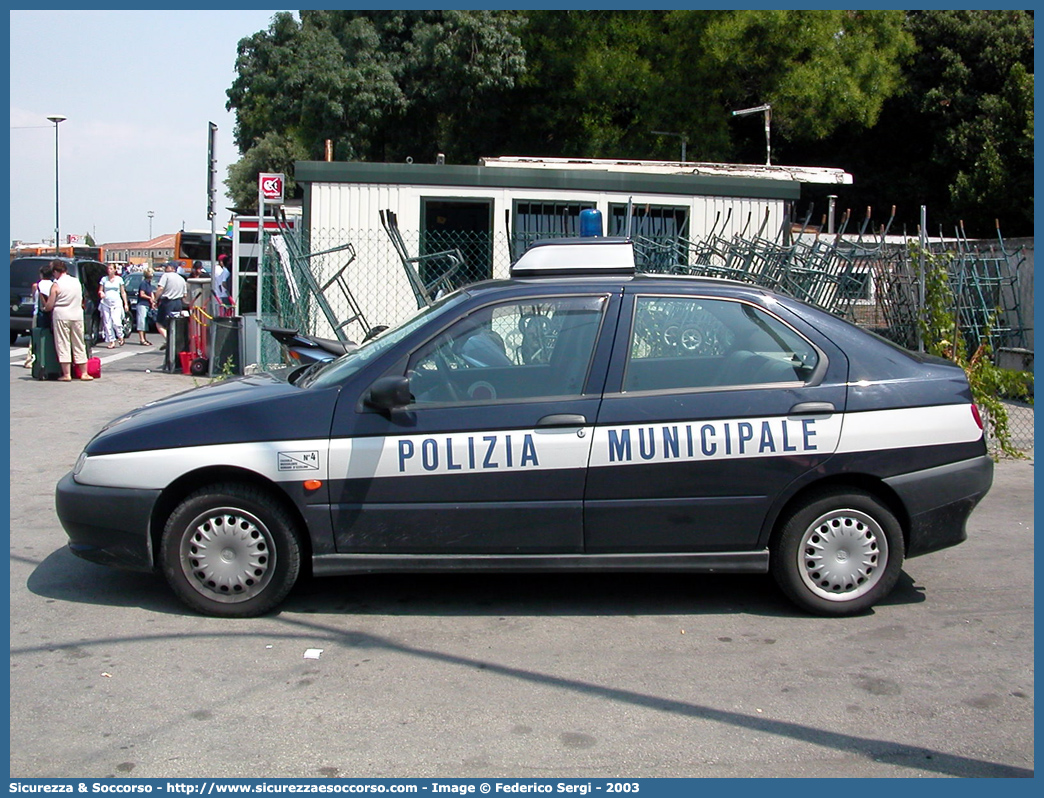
[
  {"x1": 771, "y1": 488, "x2": 904, "y2": 616},
  {"x1": 160, "y1": 483, "x2": 301, "y2": 617}
]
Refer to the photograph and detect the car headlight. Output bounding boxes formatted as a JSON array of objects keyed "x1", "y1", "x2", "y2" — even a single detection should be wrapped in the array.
[{"x1": 73, "y1": 451, "x2": 87, "y2": 477}]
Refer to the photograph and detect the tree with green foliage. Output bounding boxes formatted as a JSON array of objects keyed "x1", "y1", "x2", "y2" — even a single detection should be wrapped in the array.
[
  {"x1": 660, "y1": 10, "x2": 914, "y2": 162},
  {"x1": 912, "y1": 10, "x2": 1035, "y2": 234},
  {"x1": 225, "y1": 10, "x2": 526, "y2": 208},
  {"x1": 496, "y1": 10, "x2": 912, "y2": 163},
  {"x1": 224, "y1": 10, "x2": 1030, "y2": 235},
  {"x1": 788, "y1": 10, "x2": 1033, "y2": 237},
  {"x1": 495, "y1": 11, "x2": 666, "y2": 158}
]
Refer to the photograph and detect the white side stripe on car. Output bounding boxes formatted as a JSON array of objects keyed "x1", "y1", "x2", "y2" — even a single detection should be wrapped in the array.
[
  {"x1": 75, "y1": 439, "x2": 331, "y2": 489},
  {"x1": 75, "y1": 404, "x2": 981, "y2": 490},
  {"x1": 834, "y1": 404, "x2": 982, "y2": 453}
]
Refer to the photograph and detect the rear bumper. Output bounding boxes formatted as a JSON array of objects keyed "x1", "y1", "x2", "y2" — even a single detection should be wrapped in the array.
[
  {"x1": 55, "y1": 472, "x2": 160, "y2": 571},
  {"x1": 885, "y1": 455, "x2": 994, "y2": 557}
]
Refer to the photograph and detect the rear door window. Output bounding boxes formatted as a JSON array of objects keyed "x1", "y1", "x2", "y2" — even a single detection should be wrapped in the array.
[{"x1": 624, "y1": 295, "x2": 819, "y2": 393}]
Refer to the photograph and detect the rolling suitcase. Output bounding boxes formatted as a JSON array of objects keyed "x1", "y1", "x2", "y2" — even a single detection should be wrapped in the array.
[{"x1": 31, "y1": 327, "x2": 61, "y2": 381}]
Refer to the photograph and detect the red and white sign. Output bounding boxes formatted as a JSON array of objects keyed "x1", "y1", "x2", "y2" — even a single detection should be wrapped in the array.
[{"x1": 258, "y1": 173, "x2": 285, "y2": 204}]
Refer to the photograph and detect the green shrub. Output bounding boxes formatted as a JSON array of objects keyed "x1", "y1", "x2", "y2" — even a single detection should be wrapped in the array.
[{"x1": 915, "y1": 246, "x2": 1031, "y2": 457}]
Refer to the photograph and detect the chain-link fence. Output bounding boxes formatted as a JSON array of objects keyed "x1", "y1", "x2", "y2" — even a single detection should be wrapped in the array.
[{"x1": 258, "y1": 224, "x2": 1032, "y2": 455}]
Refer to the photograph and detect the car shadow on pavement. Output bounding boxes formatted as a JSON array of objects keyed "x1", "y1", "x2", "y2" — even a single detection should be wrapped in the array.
[
  {"x1": 283, "y1": 570, "x2": 792, "y2": 617},
  {"x1": 283, "y1": 568, "x2": 927, "y2": 617},
  {"x1": 27, "y1": 545, "x2": 926, "y2": 618},
  {"x1": 25, "y1": 547, "x2": 186, "y2": 615}
]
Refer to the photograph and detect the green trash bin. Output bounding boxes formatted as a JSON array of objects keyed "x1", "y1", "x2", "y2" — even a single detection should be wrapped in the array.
[{"x1": 208, "y1": 316, "x2": 243, "y2": 377}]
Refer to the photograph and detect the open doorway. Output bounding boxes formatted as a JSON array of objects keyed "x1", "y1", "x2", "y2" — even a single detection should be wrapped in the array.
[{"x1": 421, "y1": 198, "x2": 493, "y2": 286}]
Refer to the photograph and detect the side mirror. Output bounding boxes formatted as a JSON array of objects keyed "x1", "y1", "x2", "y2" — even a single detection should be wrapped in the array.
[{"x1": 365, "y1": 375, "x2": 412, "y2": 411}]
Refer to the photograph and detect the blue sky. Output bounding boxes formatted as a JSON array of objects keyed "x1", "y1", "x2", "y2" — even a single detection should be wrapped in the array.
[{"x1": 9, "y1": 9, "x2": 289, "y2": 245}]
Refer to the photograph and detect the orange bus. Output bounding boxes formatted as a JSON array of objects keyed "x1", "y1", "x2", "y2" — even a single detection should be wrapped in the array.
[
  {"x1": 10, "y1": 244, "x2": 104, "y2": 261},
  {"x1": 171, "y1": 230, "x2": 232, "y2": 275}
]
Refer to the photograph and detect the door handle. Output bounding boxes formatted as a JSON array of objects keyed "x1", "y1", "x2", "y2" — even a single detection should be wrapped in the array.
[
  {"x1": 789, "y1": 401, "x2": 835, "y2": 415},
  {"x1": 537, "y1": 413, "x2": 587, "y2": 428}
]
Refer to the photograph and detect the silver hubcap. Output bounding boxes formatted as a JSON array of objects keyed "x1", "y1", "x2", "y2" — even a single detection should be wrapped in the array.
[
  {"x1": 179, "y1": 507, "x2": 275, "y2": 603},
  {"x1": 798, "y1": 508, "x2": 887, "y2": 602}
]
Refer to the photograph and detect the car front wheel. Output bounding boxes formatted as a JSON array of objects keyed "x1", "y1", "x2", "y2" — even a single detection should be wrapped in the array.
[
  {"x1": 160, "y1": 483, "x2": 301, "y2": 617},
  {"x1": 771, "y1": 488, "x2": 904, "y2": 616}
]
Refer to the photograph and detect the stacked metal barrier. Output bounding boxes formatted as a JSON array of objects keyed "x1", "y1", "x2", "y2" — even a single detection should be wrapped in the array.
[
  {"x1": 255, "y1": 215, "x2": 1031, "y2": 450},
  {"x1": 632, "y1": 207, "x2": 1029, "y2": 358},
  {"x1": 872, "y1": 223, "x2": 1030, "y2": 355}
]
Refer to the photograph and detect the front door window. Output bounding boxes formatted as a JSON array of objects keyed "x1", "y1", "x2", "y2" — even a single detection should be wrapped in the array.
[{"x1": 407, "y1": 295, "x2": 609, "y2": 405}]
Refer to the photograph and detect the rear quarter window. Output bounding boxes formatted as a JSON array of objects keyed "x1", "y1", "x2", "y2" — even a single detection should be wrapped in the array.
[{"x1": 9, "y1": 259, "x2": 49, "y2": 288}]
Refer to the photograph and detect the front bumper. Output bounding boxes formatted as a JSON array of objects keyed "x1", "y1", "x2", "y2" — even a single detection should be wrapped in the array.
[
  {"x1": 55, "y1": 472, "x2": 161, "y2": 571},
  {"x1": 885, "y1": 454, "x2": 994, "y2": 557}
]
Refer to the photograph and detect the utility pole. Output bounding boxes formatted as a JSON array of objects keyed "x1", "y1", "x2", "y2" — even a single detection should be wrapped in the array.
[{"x1": 207, "y1": 122, "x2": 218, "y2": 272}]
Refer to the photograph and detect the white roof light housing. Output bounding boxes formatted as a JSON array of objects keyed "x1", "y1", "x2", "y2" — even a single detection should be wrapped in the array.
[{"x1": 510, "y1": 237, "x2": 636, "y2": 277}]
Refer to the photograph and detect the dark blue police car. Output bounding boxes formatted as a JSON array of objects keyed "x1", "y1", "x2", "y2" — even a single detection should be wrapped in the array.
[{"x1": 56, "y1": 238, "x2": 993, "y2": 617}]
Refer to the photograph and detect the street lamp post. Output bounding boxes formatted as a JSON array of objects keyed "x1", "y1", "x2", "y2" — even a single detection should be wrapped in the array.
[
  {"x1": 46, "y1": 115, "x2": 66, "y2": 253},
  {"x1": 148, "y1": 210, "x2": 155, "y2": 240}
]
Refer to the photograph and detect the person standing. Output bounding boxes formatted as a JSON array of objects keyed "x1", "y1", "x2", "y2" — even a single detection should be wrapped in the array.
[
  {"x1": 23, "y1": 263, "x2": 54, "y2": 368},
  {"x1": 43, "y1": 260, "x2": 93, "y2": 381},
  {"x1": 98, "y1": 263, "x2": 129, "y2": 348},
  {"x1": 213, "y1": 253, "x2": 232, "y2": 306},
  {"x1": 135, "y1": 267, "x2": 156, "y2": 346},
  {"x1": 154, "y1": 262, "x2": 187, "y2": 350}
]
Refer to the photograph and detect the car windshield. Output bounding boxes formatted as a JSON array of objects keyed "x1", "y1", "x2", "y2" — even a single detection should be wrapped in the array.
[{"x1": 296, "y1": 292, "x2": 470, "y2": 390}]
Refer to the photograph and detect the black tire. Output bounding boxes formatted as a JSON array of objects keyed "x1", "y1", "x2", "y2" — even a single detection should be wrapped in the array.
[
  {"x1": 771, "y1": 488, "x2": 904, "y2": 616},
  {"x1": 160, "y1": 483, "x2": 301, "y2": 617},
  {"x1": 190, "y1": 357, "x2": 209, "y2": 376}
]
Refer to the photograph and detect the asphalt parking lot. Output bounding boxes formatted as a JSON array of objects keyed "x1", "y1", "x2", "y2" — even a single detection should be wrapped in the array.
[{"x1": 8, "y1": 340, "x2": 1035, "y2": 778}]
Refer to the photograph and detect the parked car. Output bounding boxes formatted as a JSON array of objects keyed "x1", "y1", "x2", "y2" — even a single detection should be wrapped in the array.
[
  {"x1": 55, "y1": 238, "x2": 993, "y2": 618},
  {"x1": 9, "y1": 256, "x2": 106, "y2": 345}
]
